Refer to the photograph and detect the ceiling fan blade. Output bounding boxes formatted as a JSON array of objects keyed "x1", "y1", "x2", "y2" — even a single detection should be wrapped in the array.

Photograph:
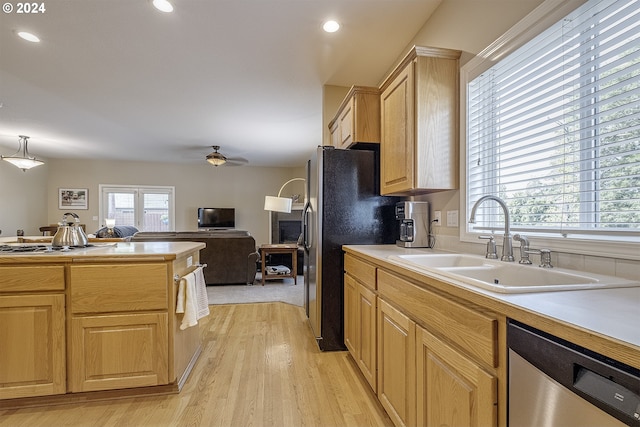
[{"x1": 225, "y1": 156, "x2": 249, "y2": 166}]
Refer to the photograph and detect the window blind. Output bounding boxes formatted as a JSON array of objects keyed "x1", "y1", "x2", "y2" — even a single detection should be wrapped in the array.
[{"x1": 467, "y1": 0, "x2": 639, "y2": 239}]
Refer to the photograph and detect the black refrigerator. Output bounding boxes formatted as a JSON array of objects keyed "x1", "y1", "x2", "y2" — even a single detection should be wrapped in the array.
[{"x1": 302, "y1": 146, "x2": 400, "y2": 351}]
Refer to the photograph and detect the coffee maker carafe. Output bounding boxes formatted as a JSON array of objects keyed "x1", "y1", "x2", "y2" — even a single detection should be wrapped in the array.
[{"x1": 395, "y1": 201, "x2": 430, "y2": 248}]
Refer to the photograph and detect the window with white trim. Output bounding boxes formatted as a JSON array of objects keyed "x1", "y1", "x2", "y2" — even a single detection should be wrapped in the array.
[
  {"x1": 465, "y1": 0, "x2": 639, "y2": 244},
  {"x1": 99, "y1": 185, "x2": 175, "y2": 231}
]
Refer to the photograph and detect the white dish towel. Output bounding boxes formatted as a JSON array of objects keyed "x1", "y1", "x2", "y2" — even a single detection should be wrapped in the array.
[{"x1": 176, "y1": 266, "x2": 210, "y2": 330}]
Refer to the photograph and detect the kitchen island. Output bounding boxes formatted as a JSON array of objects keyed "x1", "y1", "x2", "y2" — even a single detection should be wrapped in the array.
[
  {"x1": 0, "y1": 241, "x2": 206, "y2": 405},
  {"x1": 343, "y1": 244, "x2": 640, "y2": 427}
]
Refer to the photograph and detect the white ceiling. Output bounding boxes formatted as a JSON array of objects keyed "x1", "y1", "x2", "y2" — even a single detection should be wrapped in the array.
[{"x1": 0, "y1": 0, "x2": 441, "y2": 167}]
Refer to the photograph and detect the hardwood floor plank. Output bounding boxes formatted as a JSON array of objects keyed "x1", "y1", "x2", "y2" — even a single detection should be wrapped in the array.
[{"x1": 0, "y1": 303, "x2": 392, "y2": 427}]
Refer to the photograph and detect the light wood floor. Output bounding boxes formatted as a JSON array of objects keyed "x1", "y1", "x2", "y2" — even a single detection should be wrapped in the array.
[{"x1": 0, "y1": 303, "x2": 393, "y2": 427}]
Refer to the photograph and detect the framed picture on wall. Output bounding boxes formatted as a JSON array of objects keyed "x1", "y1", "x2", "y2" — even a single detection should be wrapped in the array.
[{"x1": 59, "y1": 188, "x2": 88, "y2": 210}]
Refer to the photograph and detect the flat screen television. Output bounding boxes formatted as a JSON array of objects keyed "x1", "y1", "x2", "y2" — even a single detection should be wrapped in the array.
[{"x1": 197, "y1": 208, "x2": 235, "y2": 229}]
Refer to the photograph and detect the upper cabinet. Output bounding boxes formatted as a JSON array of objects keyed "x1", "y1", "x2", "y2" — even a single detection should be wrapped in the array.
[
  {"x1": 379, "y1": 46, "x2": 461, "y2": 195},
  {"x1": 328, "y1": 86, "x2": 380, "y2": 149}
]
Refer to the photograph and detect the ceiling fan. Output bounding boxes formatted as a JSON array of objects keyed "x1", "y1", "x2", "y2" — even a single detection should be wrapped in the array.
[{"x1": 205, "y1": 146, "x2": 248, "y2": 167}]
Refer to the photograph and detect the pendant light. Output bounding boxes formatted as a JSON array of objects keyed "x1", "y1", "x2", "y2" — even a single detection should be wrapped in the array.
[{"x1": 1, "y1": 135, "x2": 44, "y2": 171}]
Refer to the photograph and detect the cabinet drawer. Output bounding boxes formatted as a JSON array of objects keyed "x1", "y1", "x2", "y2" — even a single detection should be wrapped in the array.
[
  {"x1": 70, "y1": 263, "x2": 168, "y2": 314},
  {"x1": 378, "y1": 269, "x2": 497, "y2": 368},
  {"x1": 0, "y1": 266, "x2": 65, "y2": 292},
  {"x1": 344, "y1": 254, "x2": 376, "y2": 289}
]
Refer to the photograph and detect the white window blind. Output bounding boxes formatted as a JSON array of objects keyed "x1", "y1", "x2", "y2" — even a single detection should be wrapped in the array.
[{"x1": 467, "y1": 0, "x2": 639, "y2": 239}]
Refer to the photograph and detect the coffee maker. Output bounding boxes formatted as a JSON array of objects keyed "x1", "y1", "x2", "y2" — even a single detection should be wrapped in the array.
[{"x1": 395, "y1": 201, "x2": 430, "y2": 248}]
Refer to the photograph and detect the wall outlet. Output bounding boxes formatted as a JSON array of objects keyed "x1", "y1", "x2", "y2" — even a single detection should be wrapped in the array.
[
  {"x1": 433, "y1": 210, "x2": 442, "y2": 226},
  {"x1": 447, "y1": 210, "x2": 459, "y2": 227}
]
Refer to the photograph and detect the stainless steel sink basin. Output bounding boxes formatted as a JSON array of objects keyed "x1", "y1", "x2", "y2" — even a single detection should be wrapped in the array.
[{"x1": 388, "y1": 252, "x2": 639, "y2": 293}]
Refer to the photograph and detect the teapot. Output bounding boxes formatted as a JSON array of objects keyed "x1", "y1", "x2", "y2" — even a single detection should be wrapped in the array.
[{"x1": 52, "y1": 213, "x2": 89, "y2": 247}]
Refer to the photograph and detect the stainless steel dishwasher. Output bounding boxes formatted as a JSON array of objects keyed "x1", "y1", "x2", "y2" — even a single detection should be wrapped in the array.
[{"x1": 508, "y1": 319, "x2": 640, "y2": 427}]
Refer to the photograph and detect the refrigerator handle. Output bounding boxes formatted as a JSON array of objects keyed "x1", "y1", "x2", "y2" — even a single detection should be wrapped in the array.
[{"x1": 303, "y1": 201, "x2": 312, "y2": 251}]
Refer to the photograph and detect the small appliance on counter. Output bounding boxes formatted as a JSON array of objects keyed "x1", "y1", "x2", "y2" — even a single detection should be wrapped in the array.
[{"x1": 396, "y1": 201, "x2": 430, "y2": 248}]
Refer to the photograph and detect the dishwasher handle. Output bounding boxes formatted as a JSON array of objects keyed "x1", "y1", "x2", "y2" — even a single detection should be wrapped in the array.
[{"x1": 574, "y1": 365, "x2": 640, "y2": 423}]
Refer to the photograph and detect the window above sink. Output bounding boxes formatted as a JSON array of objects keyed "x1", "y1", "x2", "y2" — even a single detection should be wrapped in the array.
[{"x1": 460, "y1": 0, "x2": 640, "y2": 260}]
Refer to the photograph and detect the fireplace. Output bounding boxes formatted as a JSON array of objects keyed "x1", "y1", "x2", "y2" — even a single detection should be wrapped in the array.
[
  {"x1": 278, "y1": 220, "x2": 302, "y2": 244},
  {"x1": 270, "y1": 210, "x2": 303, "y2": 244}
]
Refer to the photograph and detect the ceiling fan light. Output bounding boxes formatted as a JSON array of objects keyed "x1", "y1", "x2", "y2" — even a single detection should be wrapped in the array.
[
  {"x1": 206, "y1": 145, "x2": 228, "y2": 166},
  {"x1": 1, "y1": 135, "x2": 45, "y2": 172},
  {"x1": 206, "y1": 156, "x2": 226, "y2": 166}
]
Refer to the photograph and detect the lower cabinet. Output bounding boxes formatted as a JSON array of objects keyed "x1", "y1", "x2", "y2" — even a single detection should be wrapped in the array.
[
  {"x1": 344, "y1": 253, "x2": 502, "y2": 427},
  {"x1": 377, "y1": 299, "x2": 416, "y2": 427},
  {"x1": 344, "y1": 274, "x2": 378, "y2": 391},
  {"x1": 0, "y1": 294, "x2": 66, "y2": 399},
  {"x1": 69, "y1": 263, "x2": 171, "y2": 393},
  {"x1": 416, "y1": 325, "x2": 497, "y2": 427},
  {"x1": 70, "y1": 312, "x2": 169, "y2": 392}
]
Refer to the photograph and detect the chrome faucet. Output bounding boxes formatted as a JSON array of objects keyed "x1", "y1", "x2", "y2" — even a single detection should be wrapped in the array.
[{"x1": 469, "y1": 195, "x2": 514, "y2": 262}]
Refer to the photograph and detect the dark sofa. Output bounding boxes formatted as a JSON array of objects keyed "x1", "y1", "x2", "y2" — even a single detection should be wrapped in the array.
[{"x1": 131, "y1": 230, "x2": 259, "y2": 285}]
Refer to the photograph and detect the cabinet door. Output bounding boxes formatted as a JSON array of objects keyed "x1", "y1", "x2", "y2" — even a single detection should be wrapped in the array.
[
  {"x1": 338, "y1": 100, "x2": 354, "y2": 148},
  {"x1": 344, "y1": 273, "x2": 358, "y2": 356},
  {"x1": 416, "y1": 325, "x2": 497, "y2": 427},
  {"x1": 330, "y1": 121, "x2": 340, "y2": 147},
  {"x1": 381, "y1": 61, "x2": 415, "y2": 195},
  {"x1": 357, "y1": 282, "x2": 377, "y2": 392},
  {"x1": 70, "y1": 312, "x2": 169, "y2": 392},
  {"x1": 0, "y1": 294, "x2": 66, "y2": 399},
  {"x1": 378, "y1": 299, "x2": 416, "y2": 427}
]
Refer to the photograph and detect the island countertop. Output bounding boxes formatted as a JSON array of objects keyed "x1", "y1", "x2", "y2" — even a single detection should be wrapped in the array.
[
  {"x1": 343, "y1": 244, "x2": 640, "y2": 370},
  {"x1": 0, "y1": 241, "x2": 206, "y2": 264}
]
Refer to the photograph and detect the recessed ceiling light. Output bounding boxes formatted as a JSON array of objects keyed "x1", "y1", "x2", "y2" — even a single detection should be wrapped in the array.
[
  {"x1": 152, "y1": 0, "x2": 173, "y2": 13},
  {"x1": 17, "y1": 31, "x2": 40, "y2": 43},
  {"x1": 323, "y1": 20, "x2": 340, "y2": 33}
]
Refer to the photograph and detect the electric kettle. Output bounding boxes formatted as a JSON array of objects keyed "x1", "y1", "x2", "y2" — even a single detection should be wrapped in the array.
[{"x1": 52, "y1": 212, "x2": 89, "y2": 247}]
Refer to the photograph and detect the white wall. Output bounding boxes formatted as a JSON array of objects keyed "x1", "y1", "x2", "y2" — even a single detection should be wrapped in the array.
[{"x1": 0, "y1": 150, "x2": 305, "y2": 246}]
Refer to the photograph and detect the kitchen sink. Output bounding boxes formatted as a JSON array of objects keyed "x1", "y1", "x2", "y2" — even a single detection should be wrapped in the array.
[{"x1": 388, "y1": 252, "x2": 639, "y2": 293}]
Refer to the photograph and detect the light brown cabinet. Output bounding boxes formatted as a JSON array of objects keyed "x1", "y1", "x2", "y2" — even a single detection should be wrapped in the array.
[
  {"x1": 0, "y1": 265, "x2": 66, "y2": 400},
  {"x1": 0, "y1": 243, "x2": 204, "y2": 404},
  {"x1": 344, "y1": 273, "x2": 358, "y2": 355},
  {"x1": 343, "y1": 252, "x2": 502, "y2": 427},
  {"x1": 416, "y1": 325, "x2": 497, "y2": 427},
  {"x1": 328, "y1": 86, "x2": 380, "y2": 149},
  {"x1": 344, "y1": 254, "x2": 378, "y2": 392},
  {"x1": 344, "y1": 274, "x2": 377, "y2": 391},
  {"x1": 377, "y1": 299, "x2": 416, "y2": 427},
  {"x1": 70, "y1": 312, "x2": 168, "y2": 392},
  {"x1": 68, "y1": 263, "x2": 170, "y2": 392},
  {"x1": 0, "y1": 294, "x2": 66, "y2": 399},
  {"x1": 379, "y1": 46, "x2": 461, "y2": 195}
]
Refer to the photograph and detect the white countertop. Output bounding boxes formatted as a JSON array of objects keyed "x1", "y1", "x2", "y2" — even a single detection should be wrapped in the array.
[
  {"x1": 0, "y1": 241, "x2": 206, "y2": 262},
  {"x1": 344, "y1": 244, "x2": 640, "y2": 350}
]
